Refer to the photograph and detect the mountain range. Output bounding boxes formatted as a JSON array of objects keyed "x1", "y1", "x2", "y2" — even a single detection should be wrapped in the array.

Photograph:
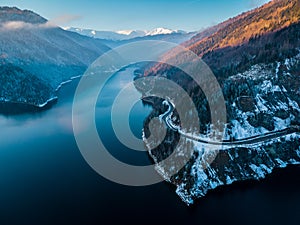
[
  {"x1": 66, "y1": 27, "x2": 195, "y2": 49},
  {"x1": 66, "y1": 27, "x2": 187, "y2": 41}
]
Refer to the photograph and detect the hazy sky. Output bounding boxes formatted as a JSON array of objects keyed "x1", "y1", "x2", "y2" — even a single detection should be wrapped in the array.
[{"x1": 0, "y1": 0, "x2": 270, "y2": 31}]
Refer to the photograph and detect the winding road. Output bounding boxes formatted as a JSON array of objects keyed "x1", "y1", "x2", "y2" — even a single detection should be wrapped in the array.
[{"x1": 160, "y1": 100, "x2": 300, "y2": 146}]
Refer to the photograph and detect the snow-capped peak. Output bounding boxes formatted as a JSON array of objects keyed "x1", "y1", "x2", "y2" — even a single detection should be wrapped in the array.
[
  {"x1": 115, "y1": 28, "x2": 186, "y2": 37},
  {"x1": 146, "y1": 27, "x2": 185, "y2": 36}
]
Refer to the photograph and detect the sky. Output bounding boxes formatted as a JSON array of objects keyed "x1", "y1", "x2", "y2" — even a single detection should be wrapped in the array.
[{"x1": 0, "y1": 0, "x2": 271, "y2": 31}]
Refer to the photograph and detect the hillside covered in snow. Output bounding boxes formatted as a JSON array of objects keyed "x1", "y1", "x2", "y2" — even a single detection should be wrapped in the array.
[{"x1": 142, "y1": 0, "x2": 300, "y2": 205}]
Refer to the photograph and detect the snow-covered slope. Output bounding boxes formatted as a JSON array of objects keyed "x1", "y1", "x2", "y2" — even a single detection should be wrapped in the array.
[
  {"x1": 143, "y1": 50, "x2": 300, "y2": 205},
  {"x1": 142, "y1": 0, "x2": 300, "y2": 205}
]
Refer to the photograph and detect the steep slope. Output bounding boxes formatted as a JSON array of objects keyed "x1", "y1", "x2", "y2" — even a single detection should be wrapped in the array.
[
  {"x1": 0, "y1": 7, "x2": 110, "y2": 108},
  {"x1": 190, "y1": 0, "x2": 300, "y2": 55},
  {"x1": 150, "y1": 0, "x2": 300, "y2": 76},
  {"x1": 143, "y1": 0, "x2": 300, "y2": 204}
]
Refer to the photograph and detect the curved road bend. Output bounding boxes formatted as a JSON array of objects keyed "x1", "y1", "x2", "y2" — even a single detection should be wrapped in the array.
[{"x1": 161, "y1": 101, "x2": 300, "y2": 146}]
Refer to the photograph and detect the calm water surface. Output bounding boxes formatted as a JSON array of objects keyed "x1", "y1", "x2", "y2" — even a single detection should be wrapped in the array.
[{"x1": 0, "y1": 67, "x2": 299, "y2": 225}]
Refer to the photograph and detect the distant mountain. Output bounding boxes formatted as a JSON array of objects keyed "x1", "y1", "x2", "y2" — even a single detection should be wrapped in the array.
[
  {"x1": 65, "y1": 27, "x2": 145, "y2": 40},
  {"x1": 144, "y1": 0, "x2": 300, "y2": 205},
  {"x1": 0, "y1": 7, "x2": 110, "y2": 108},
  {"x1": 65, "y1": 27, "x2": 187, "y2": 41},
  {"x1": 145, "y1": 27, "x2": 186, "y2": 36},
  {"x1": 65, "y1": 27, "x2": 195, "y2": 49}
]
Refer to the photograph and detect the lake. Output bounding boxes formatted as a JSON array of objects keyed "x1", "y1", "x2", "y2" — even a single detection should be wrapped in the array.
[{"x1": 0, "y1": 66, "x2": 299, "y2": 225}]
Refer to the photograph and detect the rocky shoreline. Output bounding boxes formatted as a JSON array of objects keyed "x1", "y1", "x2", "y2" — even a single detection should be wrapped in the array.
[
  {"x1": 143, "y1": 98, "x2": 300, "y2": 205},
  {"x1": 141, "y1": 54, "x2": 300, "y2": 205}
]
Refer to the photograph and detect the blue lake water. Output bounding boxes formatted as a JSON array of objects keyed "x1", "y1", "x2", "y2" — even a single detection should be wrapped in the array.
[{"x1": 0, "y1": 66, "x2": 299, "y2": 225}]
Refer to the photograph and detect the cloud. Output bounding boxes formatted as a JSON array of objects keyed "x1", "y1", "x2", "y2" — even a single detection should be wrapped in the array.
[
  {"x1": 47, "y1": 14, "x2": 82, "y2": 27},
  {"x1": 0, "y1": 21, "x2": 56, "y2": 30},
  {"x1": 1, "y1": 21, "x2": 29, "y2": 29},
  {"x1": 0, "y1": 14, "x2": 82, "y2": 30}
]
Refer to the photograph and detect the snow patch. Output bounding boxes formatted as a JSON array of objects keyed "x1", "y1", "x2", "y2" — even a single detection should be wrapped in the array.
[
  {"x1": 38, "y1": 96, "x2": 58, "y2": 107},
  {"x1": 249, "y1": 164, "x2": 267, "y2": 178}
]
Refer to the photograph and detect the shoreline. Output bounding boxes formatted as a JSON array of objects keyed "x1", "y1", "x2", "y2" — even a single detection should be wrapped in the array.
[
  {"x1": 0, "y1": 75, "x2": 83, "y2": 115},
  {"x1": 143, "y1": 98, "x2": 300, "y2": 205}
]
